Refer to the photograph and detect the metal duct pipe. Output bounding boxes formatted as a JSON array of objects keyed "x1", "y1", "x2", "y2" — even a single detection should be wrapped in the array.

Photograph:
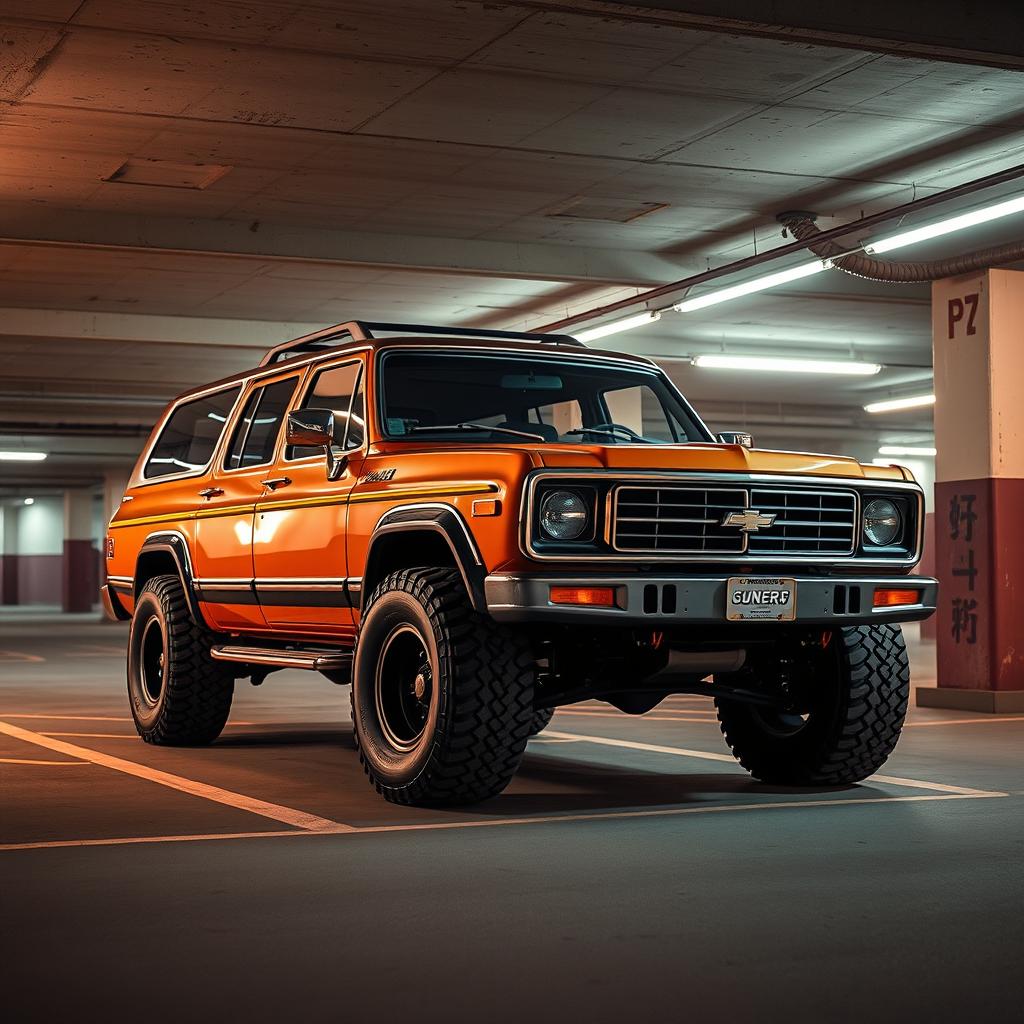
[{"x1": 778, "y1": 212, "x2": 1024, "y2": 283}]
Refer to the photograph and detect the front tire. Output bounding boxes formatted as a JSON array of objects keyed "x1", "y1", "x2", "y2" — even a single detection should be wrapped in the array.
[
  {"x1": 352, "y1": 568, "x2": 535, "y2": 806},
  {"x1": 715, "y1": 624, "x2": 910, "y2": 786},
  {"x1": 127, "y1": 575, "x2": 234, "y2": 745}
]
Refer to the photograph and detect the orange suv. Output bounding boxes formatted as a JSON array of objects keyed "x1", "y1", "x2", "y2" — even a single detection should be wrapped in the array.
[{"x1": 104, "y1": 321, "x2": 937, "y2": 806}]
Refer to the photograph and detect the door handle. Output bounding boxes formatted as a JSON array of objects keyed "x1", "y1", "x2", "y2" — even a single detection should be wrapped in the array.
[
  {"x1": 198, "y1": 487, "x2": 224, "y2": 499},
  {"x1": 262, "y1": 476, "x2": 292, "y2": 490}
]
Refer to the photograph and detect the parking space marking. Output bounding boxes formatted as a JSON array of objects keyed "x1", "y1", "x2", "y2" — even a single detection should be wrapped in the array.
[
  {"x1": 544, "y1": 730, "x2": 1004, "y2": 797},
  {"x1": 0, "y1": 757, "x2": 91, "y2": 766},
  {"x1": 0, "y1": 650, "x2": 44, "y2": 663},
  {"x1": 0, "y1": 719, "x2": 354, "y2": 833},
  {"x1": 42, "y1": 732, "x2": 136, "y2": 739},
  {"x1": 905, "y1": 716, "x2": 1024, "y2": 727},
  {"x1": 0, "y1": 791, "x2": 1006, "y2": 853},
  {"x1": 3, "y1": 714, "x2": 134, "y2": 722}
]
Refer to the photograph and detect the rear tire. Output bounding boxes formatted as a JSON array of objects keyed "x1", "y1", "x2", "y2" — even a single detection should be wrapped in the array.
[
  {"x1": 715, "y1": 624, "x2": 909, "y2": 786},
  {"x1": 127, "y1": 574, "x2": 234, "y2": 746},
  {"x1": 352, "y1": 568, "x2": 535, "y2": 806}
]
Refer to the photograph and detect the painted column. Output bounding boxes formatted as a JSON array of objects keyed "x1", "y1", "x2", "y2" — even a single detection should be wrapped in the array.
[
  {"x1": 917, "y1": 269, "x2": 1024, "y2": 712},
  {"x1": 1, "y1": 504, "x2": 18, "y2": 605},
  {"x1": 63, "y1": 488, "x2": 95, "y2": 613}
]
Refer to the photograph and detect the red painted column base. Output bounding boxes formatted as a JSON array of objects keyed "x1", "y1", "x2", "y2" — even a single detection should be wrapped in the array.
[
  {"x1": 916, "y1": 478, "x2": 1024, "y2": 712},
  {"x1": 63, "y1": 540, "x2": 96, "y2": 613}
]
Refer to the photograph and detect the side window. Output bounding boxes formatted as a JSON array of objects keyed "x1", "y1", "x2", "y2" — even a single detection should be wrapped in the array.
[
  {"x1": 288, "y1": 361, "x2": 364, "y2": 459},
  {"x1": 224, "y1": 377, "x2": 299, "y2": 470},
  {"x1": 144, "y1": 387, "x2": 241, "y2": 479}
]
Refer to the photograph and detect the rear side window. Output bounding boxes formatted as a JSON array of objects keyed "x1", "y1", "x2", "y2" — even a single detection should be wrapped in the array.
[
  {"x1": 224, "y1": 377, "x2": 299, "y2": 470},
  {"x1": 144, "y1": 387, "x2": 241, "y2": 479},
  {"x1": 287, "y1": 361, "x2": 364, "y2": 459}
]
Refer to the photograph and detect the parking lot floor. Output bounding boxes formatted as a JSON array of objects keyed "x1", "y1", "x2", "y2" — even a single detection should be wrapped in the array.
[{"x1": 1, "y1": 613, "x2": 1022, "y2": 1022}]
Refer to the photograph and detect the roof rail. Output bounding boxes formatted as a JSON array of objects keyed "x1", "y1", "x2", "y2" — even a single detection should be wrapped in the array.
[{"x1": 260, "y1": 320, "x2": 584, "y2": 366}]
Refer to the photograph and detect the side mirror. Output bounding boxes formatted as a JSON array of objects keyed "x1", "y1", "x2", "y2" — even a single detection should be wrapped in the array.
[
  {"x1": 286, "y1": 408, "x2": 334, "y2": 447},
  {"x1": 286, "y1": 408, "x2": 349, "y2": 481},
  {"x1": 717, "y1": 431, "x2": 753, "y2": 449}
]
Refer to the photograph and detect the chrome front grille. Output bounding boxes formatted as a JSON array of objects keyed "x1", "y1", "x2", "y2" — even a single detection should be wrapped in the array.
[
  {"x1": 746, "y1": 489, "x2": 857, "y2": 556},
  {"x1": 613, "y1": 486, "x2": 748, "y2": 553},
  {"x1": 612, "y1": 484, "x2": 857, "y2": 557}
]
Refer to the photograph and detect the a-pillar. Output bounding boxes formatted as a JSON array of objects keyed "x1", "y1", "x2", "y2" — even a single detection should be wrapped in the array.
[
  {"x1": 917, "y1": 268, "x2": 1024, "y2": 712},
  {"x1": 63, "y1": 488, "x2": 95, "y2": 613}
]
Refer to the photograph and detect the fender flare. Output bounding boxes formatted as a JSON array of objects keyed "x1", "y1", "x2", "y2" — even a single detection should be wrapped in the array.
[
  {"x1": 135, "y1": 530, "x2": 209, "y2": 628},
  {"x1": 363, "y1": 504, "x2": 487, "y2": 612}
]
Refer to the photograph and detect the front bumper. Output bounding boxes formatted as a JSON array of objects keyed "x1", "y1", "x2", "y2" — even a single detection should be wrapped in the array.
[{"x1": 485, "y1": 573, "x2": 938, "y2": 626}]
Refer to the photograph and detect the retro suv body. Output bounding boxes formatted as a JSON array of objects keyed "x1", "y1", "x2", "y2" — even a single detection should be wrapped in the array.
[{"x1": 105, "y1": 321, "x2": 937, "y2": 805}]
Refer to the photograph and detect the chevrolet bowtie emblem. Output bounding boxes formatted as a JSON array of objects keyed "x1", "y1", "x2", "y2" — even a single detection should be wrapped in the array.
[{"x1": 722, "y1": 509, "x2": 777, "y2": 533}]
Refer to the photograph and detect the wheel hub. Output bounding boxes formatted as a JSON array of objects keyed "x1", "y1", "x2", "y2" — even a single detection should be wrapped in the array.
[{"x1": 374, "y1": 624, "x2": 434, "y2": 752}]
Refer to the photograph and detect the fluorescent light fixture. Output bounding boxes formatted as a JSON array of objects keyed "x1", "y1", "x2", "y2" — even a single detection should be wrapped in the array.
[
  {"x1": 0, "y1": 450, "x2": 47, "y2": 461},
  {"x1": 673, "y1": 260, "x2": 826, "y2": 313},
  {"x1": 23, "y1": 497, "x2": 35, "y2": 505},
  {"x1": 574, "y1": 310, "x2": 661, "y2": 342},
  {"x1": 693, "y1": 354, "x2": 881, "y2": 376},
  {"x1": 879, "y1": 445, "x2": 937, "y2": 457},
  {"x1": 866, "y1": 194, "x2": 1024, "y2": 254},
  {"x1": 864, "y1": 393, "x2": 935, "y2": 414}
]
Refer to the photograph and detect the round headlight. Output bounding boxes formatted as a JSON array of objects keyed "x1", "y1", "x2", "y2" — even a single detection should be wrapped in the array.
[
  {"x1": 539, "y1": 490, "x2": 590, "y2": 542},
  {"x1": 863, "y1": 498, "x2": 901, "y2": 547}
]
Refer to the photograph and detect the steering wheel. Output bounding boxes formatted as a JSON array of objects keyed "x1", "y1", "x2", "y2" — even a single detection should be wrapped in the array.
[{"x1": 585, "y1": 421, "x2": 645, "y2": 441}]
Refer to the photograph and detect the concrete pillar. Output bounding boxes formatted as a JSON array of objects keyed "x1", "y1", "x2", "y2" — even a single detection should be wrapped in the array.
[
  {"x1": 102, "y1": 470, "x2": 130, "y2": 526},
  {"x1": 63, "y1": 488, "x2": 95, "y2": 613},
  {"x1": 917, "y1": 269, "x2": 1024, "y2": 712},
  {"x1": 1, "y1": 504, "x2": 18, "y2": 605}
]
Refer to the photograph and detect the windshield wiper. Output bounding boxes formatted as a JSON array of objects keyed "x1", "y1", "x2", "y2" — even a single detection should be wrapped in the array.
[
  {"x1": 406, "y1": 422, "x2": 546, "y2": 442},
  {"x1": 564, "y1": 426, "x2": 655, "y2": 444}
]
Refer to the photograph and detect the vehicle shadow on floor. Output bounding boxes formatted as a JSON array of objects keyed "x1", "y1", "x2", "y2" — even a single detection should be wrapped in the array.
[{"x1": 214, "y1": 724, "x2": 870, "y2": 818}]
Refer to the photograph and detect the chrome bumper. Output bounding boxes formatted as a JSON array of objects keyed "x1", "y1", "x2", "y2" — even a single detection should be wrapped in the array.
[{"x1": 485, "y1": 573, "x2": 938, "y2": 626}]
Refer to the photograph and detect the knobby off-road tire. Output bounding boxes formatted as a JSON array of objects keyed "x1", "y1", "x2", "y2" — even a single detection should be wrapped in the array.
[
  {"x1": 127, "y1": 574, "x2": 234, "y2": 745},
  {"x1": 352, "y1": 568, "x2": 535, "y2": 806},
  {"x1": 528, "y1": 707, "x2": 555, "y2": 736},
  {"x1": 715, "y1": 624, "x2": 910, "y2": 786}
]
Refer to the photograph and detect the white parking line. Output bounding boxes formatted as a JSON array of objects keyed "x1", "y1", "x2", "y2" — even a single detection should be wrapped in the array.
[
  {"x1": 0, "y1": 719, "x2": 354, "y2": 833},
  {"x1": 544, "y1": 730, "x2": 1004, "y2": 797},
  {"x1": 0, "y1": 791, "x2": 1004, "y2": 852}
]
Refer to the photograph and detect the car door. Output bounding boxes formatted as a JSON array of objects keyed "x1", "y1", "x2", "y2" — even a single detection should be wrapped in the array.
[
  {"x1": 193, "y1": 371, "x2": 304, "y2": 632},
  {"x1": 252, "y1": 356, "x2": 366, "y2": 635}
]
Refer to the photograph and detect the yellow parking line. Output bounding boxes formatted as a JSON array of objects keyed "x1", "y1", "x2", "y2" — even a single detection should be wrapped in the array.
[
  {"x1": 0, "y1": 719, "x2": 354, "y2": 833},
  {"x1": 544, "y1": 729, "x2": 1004, "y2": 797},
  {"x1": 0, "y1": 757, "x2": 90, "y2": 766},
  {"x1": 0, "y1": 791, "x2": 1004, "y2": 853}
]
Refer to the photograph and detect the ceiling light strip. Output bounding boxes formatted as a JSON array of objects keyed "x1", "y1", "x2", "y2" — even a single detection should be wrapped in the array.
[
  {"x1": 864, "y1": 394, "x2": 935, "y2": 414},
  {"x1": 693, "y1": 354, "x2": 881, "y2": 376}
]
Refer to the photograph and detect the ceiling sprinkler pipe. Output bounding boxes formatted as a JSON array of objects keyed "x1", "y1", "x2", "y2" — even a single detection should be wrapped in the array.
[{"x1": 777, "y1": 212, "x2": 1024, "y2": 283}]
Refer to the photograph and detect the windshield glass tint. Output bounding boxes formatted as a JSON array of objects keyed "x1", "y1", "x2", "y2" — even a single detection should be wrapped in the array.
[{"x1": 380, "y1": 351, "x2": 706, "y2": 444}]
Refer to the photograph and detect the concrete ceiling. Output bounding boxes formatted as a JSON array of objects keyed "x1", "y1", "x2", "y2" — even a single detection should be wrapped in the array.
[{"x1": 2, "y1": 0, "x2": 1024, "y2": 490}]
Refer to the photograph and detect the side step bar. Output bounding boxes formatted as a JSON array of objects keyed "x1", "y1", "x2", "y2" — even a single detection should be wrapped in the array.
[{"x1": 210, "y1": 645, "x2": 352, "y2": 672}]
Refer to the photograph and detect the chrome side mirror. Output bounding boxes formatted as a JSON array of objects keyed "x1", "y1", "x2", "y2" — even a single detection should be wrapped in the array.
[
  {"x1": 287, "y1": 408, "x2": 334, "y2": 447},
  {"x1": 286, "y1": 408, "x2": 348, "y2": 481},
  {"x1": 717, "y1": 431, "x2": 754, "y2": 449}
]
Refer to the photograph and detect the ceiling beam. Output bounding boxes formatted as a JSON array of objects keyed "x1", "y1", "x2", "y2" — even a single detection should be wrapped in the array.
[{"x1": 0, "y1": 207, "x2": 676, "y2": 287}]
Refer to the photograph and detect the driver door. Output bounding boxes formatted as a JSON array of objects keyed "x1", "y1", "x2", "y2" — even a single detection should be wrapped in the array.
[{"x1": 252, "y1": 356, "x2": 366, "y2": 636}]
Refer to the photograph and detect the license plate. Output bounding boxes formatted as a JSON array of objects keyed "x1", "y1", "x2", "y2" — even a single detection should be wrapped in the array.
[{"x1": 726, "y1": 577, "x2": 797, "y2": 621}]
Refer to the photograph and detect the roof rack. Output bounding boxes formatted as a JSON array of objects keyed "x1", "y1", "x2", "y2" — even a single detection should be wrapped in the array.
[{"x1": 259, "y1": 320, "x2": 584, "y2": 366}]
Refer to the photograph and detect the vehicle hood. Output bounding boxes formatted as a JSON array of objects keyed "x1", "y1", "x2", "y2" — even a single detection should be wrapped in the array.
[{"x1": 535, "y1": 443, "x2": 909, "y2": 481}]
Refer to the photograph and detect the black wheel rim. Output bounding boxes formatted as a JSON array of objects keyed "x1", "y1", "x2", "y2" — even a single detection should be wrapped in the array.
[
  {"x1": 374, "y1": 624, "x2": 433, "y2": 752},
  {"x1": 139, "y1": 616, "x2": 166, "y2": 707}
]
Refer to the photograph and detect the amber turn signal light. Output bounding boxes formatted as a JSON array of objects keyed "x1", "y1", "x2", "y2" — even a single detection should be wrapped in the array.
[
  {"x1": 549, "y1": 586, "x2": 618, "y2": 607},
  {"x1": 873, "y1": 588, "x2": 922, "y2": 608}
]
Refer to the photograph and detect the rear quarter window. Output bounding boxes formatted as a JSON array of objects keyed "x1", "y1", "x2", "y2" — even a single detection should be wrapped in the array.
[{"x1": 143, "y1": 387, "x2": 241, "y2": 479}]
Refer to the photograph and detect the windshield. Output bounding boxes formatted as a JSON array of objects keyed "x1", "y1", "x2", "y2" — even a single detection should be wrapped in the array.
[{"x1": 379, "y1": 350, "x2": 710, "y2": 444}]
